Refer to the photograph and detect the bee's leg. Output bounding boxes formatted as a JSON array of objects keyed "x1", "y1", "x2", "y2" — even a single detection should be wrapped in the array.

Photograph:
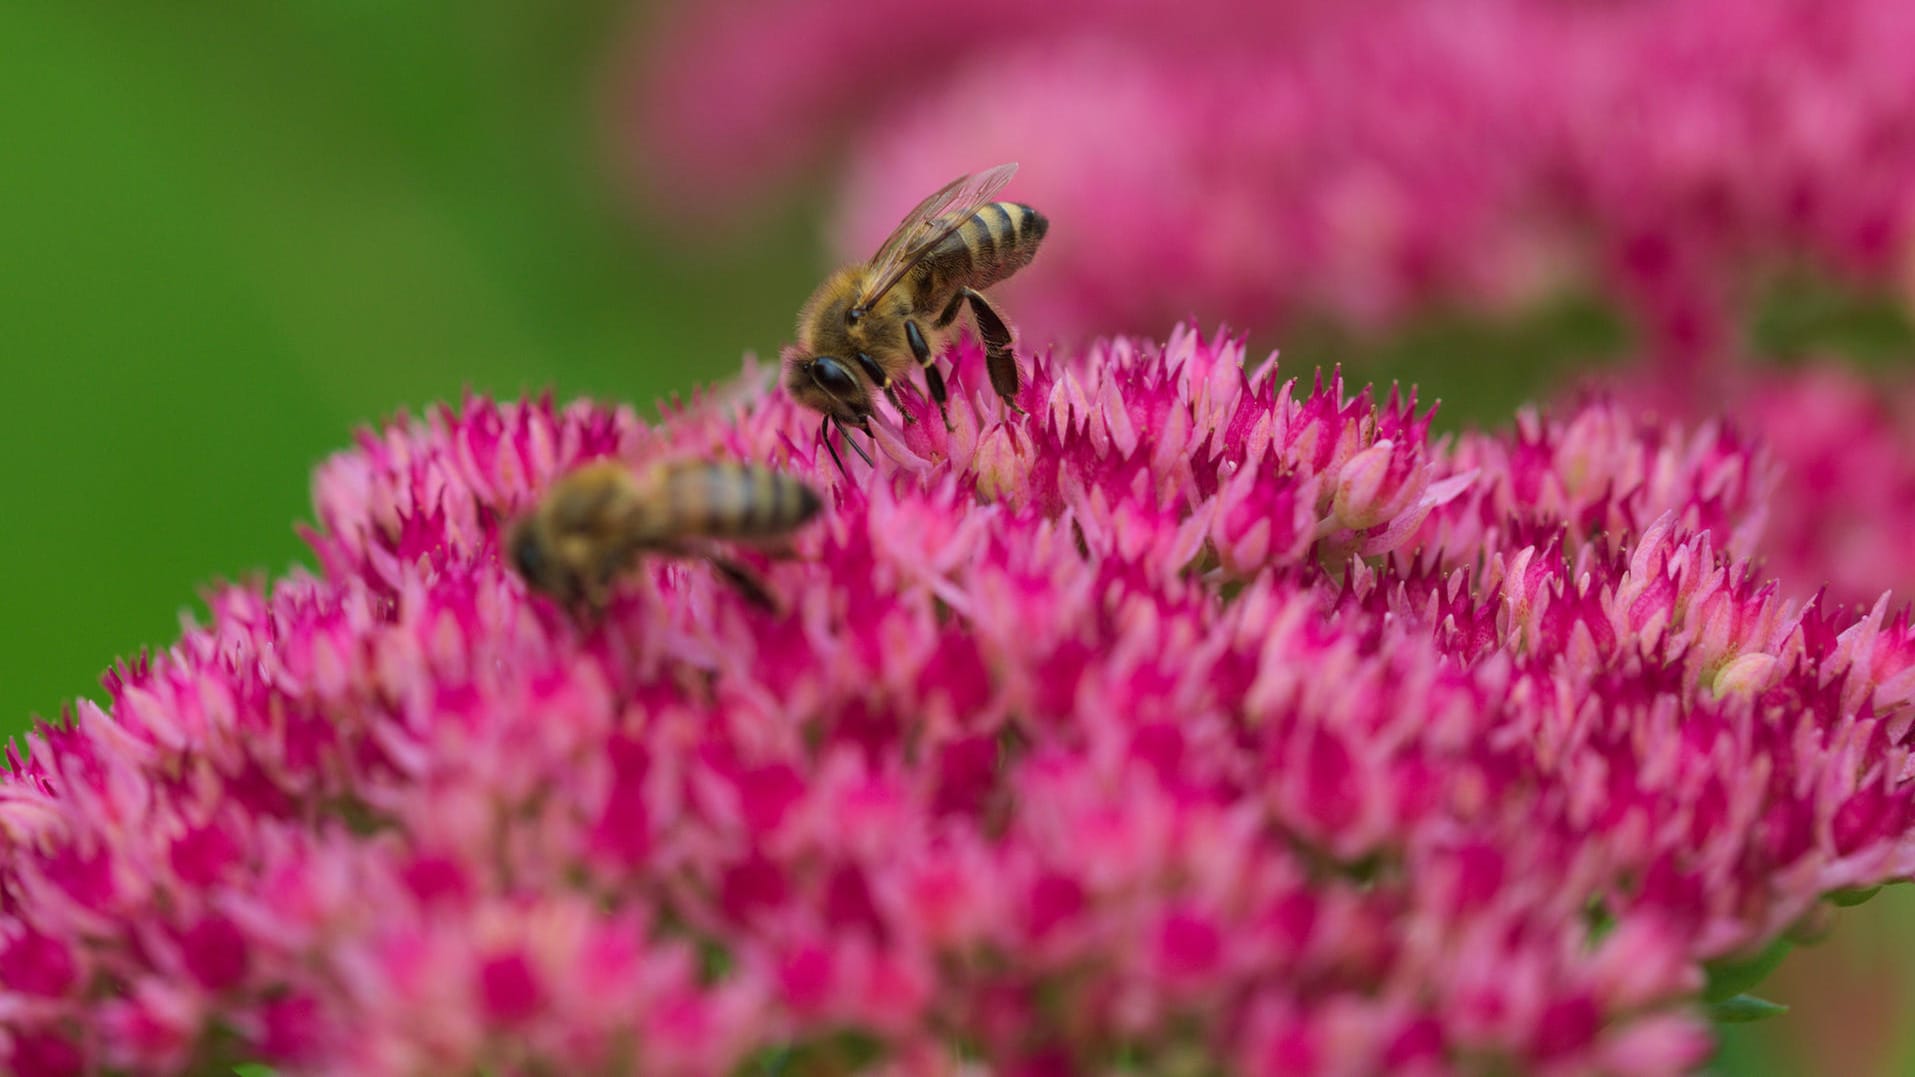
[
  {"x1": 933, "y1": 292, "x2": 966, "y2": 329},
  {"x1": 963, "y1": 288, "x2": 1024, "y2": 414},
  {"x1": 578, "y1": 584, "x2": 608, "y2": 618},
  {"x1": 556, "y1": 588, "x2": 605, "y2": 632},
  {"x1": 651, "y1": 540, "x2": 779, "y2": 612},
  {"x1": 905, "y1": 320, "x2": 952, "y2": 430},
  {"x1": 570, "y1": 572, "x2": 614, "y2": 630},
  {"x1": 922, "y1": 364, "x2": 953, "y2": 432},
  {"x1": 705, "y1": 553, "x2": 779, "y2": 612},
  {"x1": 883, "y1": 385, "x2": 916, "y2": 424},
  {"x1": 854, "y1": 352, "x2": 914, "y2": 425}
]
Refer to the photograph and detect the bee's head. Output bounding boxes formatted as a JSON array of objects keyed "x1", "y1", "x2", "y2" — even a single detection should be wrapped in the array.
[
  {"x1": 506, "y1": 518, "x2": 546, "y2": 584},
  {"x1": 781, "y1": 344, "x2": 872, "y2": 426},
  {"x1": 506, "y1": 517, "x2": 586, "y2": 610}
]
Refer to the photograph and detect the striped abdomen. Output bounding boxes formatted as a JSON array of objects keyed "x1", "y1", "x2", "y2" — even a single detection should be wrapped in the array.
[
  {"x1": 922, "y1": 201, "x2": 1049, "y2": 296},
  {"x1": 643, "y1": 461, "x2": 823, "y2": 542}
]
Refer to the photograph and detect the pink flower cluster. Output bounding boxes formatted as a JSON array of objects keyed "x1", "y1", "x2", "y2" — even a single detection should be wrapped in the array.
[
  {"x1": 631, "y1": 0, "x2": 1915, "y2": 354},
  {"x1": 6, "y1": 328, "x2": 1915, "y2": 1074},
  {"x1": 1656, "y1": 361, "x2": 1915, "y2": 613}
]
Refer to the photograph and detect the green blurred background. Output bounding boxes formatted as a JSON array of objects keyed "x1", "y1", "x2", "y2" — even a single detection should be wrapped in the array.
[
  {"x1": 2, "y1": 3, "x2": 1911, "y2": 1072},
  {"x1": 0, "y1": 1, "x2": 817, "y2": 735}
]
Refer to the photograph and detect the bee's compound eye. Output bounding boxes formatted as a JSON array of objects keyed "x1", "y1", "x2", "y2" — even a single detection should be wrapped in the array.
[
  {"x1": 509, "y1": 529, "x2": 545, "y2": 582},
  {"x1": 810, "y1": 357, "x2": 859, "y2": 399}
]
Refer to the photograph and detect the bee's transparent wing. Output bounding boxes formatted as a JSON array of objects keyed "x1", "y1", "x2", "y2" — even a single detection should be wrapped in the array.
[
  {"x1": 856, "y1": 162, "x2": 1018, "y2": 310},
  {"x1": 861, "y1": 169, "x2": 981, "y2": 278}
]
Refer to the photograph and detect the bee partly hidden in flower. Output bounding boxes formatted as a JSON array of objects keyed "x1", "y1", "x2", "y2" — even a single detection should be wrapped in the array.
[
  {"x1": 783, "y1": 162, "x2": 1049, "y2": 472},
  {"x1": 506, "y1": 458, "x2": 821, "y2": 616}
]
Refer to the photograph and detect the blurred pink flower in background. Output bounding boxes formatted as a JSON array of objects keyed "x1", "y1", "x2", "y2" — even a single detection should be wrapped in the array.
[
  {"x1": 631, "y1": 0, "x2": 1915, "y2": 358},
  {"x1": 7, "y1": 328, "x2": 1915, "y2": 1073},
  {"x1": 1599, "y1": 356, "x2": 1915, "y2": 612},
  {"x1": 830, "y1": 13, "x2": 1564, "y2": 341},
  {"x1": 1672, "y1": 362, "x2": 1915, "y2": 613},
  {"x1": 626, "y1": 0, "x2": 1356, "y2": 215}
]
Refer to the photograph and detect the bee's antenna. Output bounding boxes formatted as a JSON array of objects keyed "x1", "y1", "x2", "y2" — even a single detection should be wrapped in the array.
[
  {"x1": 820, "y1": 416, "x2": 850, "y2": 478},
  {"x1": 849, "y1": 424, "x2": 877, "y2": 468}
]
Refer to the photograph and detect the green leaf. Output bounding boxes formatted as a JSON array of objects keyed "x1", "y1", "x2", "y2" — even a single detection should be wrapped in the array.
[
  {"x1": 1582, "y1": 898, "x2": 1616, "y2": 944},
  {"x1": 1703, "y1": 936, "x2": 1792, "y2": 1002},
  {"x1": 739, "y1": 1031, "x2": 884, "y2": 1075},
  {"x1": 1709, "y1": 994, "x2": 1790, "y2": 1023},
  {"x1": 697, "y1": 936, "x2": 735, "y2": 984},
  {"x1": 1829, "y1": 884, "x2": 1883, "y2": 907}
]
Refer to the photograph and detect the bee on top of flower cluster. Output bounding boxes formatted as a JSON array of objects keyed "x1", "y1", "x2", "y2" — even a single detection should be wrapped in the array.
[
  {"x1": 507, "y1": 458, "x2": 821, "y2": 617},
  {"x1": 783, "y1": 162, "x2": 1049, "y2": 472}
]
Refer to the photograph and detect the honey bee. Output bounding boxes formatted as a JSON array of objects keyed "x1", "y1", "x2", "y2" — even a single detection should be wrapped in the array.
[
  {"x1": 506, "y1": 458, "x2": 822, "y2": 616},
  {"x1": 784, "y1": 162, "x2": 1049, "y2": 472}
]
